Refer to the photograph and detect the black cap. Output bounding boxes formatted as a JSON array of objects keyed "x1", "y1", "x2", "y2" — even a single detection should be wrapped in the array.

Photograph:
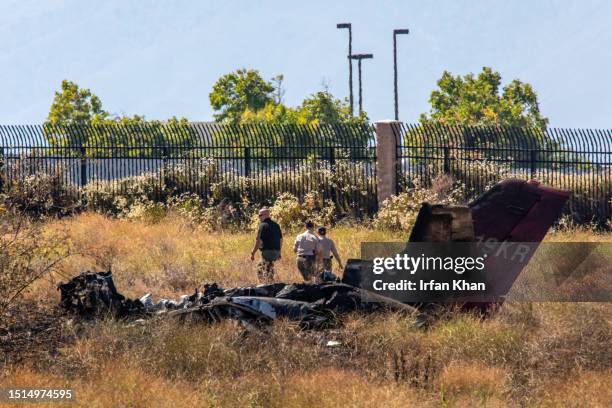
[{"x1": 318, "y1": 227, "x2": 326, "y2": 234}]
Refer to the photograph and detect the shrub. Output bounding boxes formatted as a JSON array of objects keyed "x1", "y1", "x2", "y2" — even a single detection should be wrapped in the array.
[
  {"x1": 264, "y1": 192, "x2": 304, "y2": 230},
  {"x1": 124, "y1": 200, "x2": 167, "y2": 223},
  {"x1": 250, "y1": 191, "x2": 339, "y2": 231},
  {"x1": 374, "y1": 175, "x2": 466, "y2": 231},
  {"x1": 0, "y1": 207, "x2": 69, "y2": 314},
  {"x1": 170, "y1": 194, "x2": 248, "y2": 231},
  {"x1": 3, "y1": 161, "x2": 82, "y2": 218},
  {"x1": 303, "y1": 191, "x2": 337, "y2": 226},
  {"x1": 84, "y1": 172, "x2": 164, "y2": 216},
  {"x1": 115, "y1": 192, "x2": 251, "y2": 232}
]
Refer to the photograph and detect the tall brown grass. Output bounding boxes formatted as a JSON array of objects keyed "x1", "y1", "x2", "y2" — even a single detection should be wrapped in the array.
[
  {"x1": 30, "y1": 213, "x2": 405, "y2": 300},
  {"x1": 2, "y1": 214, "x2": 610, "y2": 407}
]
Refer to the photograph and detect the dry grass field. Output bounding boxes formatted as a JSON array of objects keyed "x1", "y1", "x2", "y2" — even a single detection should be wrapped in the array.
[{"x1": 1, "y1": 213, "x2": 611, "y2": 407}]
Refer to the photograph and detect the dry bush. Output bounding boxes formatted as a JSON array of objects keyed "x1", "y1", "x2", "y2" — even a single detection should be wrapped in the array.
[
  {"x1": 546, "y1": 219, "x2": 612, "y2": 242},
  {"x1": 374, "y1": 174, "x2": 467, "y2": 231},
  {"x1": 34, "y1": 316, "x2": 427, "y2": 407},
  {"x1": 81, "y1": 158, "x2": 375, "y2": 222},
  {"x1": 537, "y1": 169, "x2": 612, "y2": 225},
  {"x1": 2, "y1": 161, "x2": 82, "y2": 218},
  {"x1": 263, "y1": 192, "x2": 304, "y2": 229},
  {"x1": 523, "y1": 303, "x2": 611, "y2": 375},
  {"x1": 0, "y1": 207, "x2": 69, "y2": 314},
  {"x1": 251, "y1": 191, "x2": 337, "y2": 231},
  {"x1": 339, "y1": 312, "x2": 527, "y2": 386},
  {"x1": 273, "y1": 368, "x2": 422, "y2": 408},
  {"x1": 447, "y1": 158, "x2": 515, "y2": 196},
  {"x1": 83, "y1": 172, "x2": 165, "y2": 216},
  {"x1": 6, "y1": 302, "x2": 609, "y2": 407},
  {"x1": 168, "y1": 194, "x2": 249, "y2": 231},
  {"x1": 402, "y1": 158, "x2": 611, "y2": 227},
  {"x1": 338, "y1": 301, "x2": 611, "y2": 403}
]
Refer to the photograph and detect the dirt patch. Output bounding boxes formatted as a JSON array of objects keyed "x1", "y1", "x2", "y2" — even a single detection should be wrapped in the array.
[{"x1": 0, "y1": 301, "x2": 76, "y2": 369}]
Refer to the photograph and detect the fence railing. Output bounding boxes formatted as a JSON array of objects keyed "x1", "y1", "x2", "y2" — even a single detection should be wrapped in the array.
[
  {"x1": 0, "y1": 123, "x2": 378, "y2": 215},
  {"x1": 0, "y1": 123, "x2": 610, "y2": 224},
  {"x1": 394, "y1": 123, "x2": 611, "y2": 224}
]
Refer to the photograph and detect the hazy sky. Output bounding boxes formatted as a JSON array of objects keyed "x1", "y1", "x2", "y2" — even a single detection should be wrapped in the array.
[{"x1": 1, "y1": 0, "x2": 611, "y2": 127}]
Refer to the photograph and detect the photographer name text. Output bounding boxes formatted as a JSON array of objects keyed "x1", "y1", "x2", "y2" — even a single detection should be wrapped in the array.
[{"x1": 372, "y1": 279, "x2": 486, "y2": 292}]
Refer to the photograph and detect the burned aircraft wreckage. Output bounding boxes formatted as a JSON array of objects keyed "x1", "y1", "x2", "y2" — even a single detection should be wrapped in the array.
[{"x1": 58, "y1": 179, "x2": 570, "y2": 327}]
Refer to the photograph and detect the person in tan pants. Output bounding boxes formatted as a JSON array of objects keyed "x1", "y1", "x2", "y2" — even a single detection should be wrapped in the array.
[
  {"x1": 316, "y1": 226, "x2": 343, "y2": 273},
  {"x1": 293, "y1": 220, "x2": 319, "y2": 281}
]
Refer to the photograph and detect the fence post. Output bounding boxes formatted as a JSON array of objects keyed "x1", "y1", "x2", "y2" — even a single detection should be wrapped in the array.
[
  {"x1": 244, "y1": 147, "x2": 252, "y2": 201},
  {"x1": 328, "y1": 147, "x2": 336, "y2": 166},
  {"x1": 329, "y1": 147, "x2": 336, "y2": 166},
  {"x1": 79, "y1": 145, "x2": 87, "y2": 188},
  {"x1": 162, "y1": 145, "x2": 168, "y2": 197},
  {"x1": 244, "y1": 147, "x2": 251, "y2": 178},
  {"x1": 443, "y1": 146, "x2": 451, "y2": 173},
  {"x1": 375, "y1": 120, "x2": 400, "y2": 208},
  {"x1": 530, "y1": 150, "x2": 538, "y2": 179},
  {"x1": 0, "y1": 147, "x2": 4, "y2": 194},
  {"x1": 328, "y1": 147, "x2": 337, "y2": 205}
]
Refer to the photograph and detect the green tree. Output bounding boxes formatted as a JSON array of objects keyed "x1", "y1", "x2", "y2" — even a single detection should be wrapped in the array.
[
  {"x1": 235, "y1": 90, "x2": 371, "y2": 164},
  {"x1": 85, "y1": 115, "x2": 195, "y2": 158},
  {"x1": 272, "y1": 74, "x2": 285, "y2": 104},
  {"x1": 240, "y1": 90, "x2": 367, "y2": 126},
  {"x1": 209, "y1": 69, "x2": 368, "y2": 126},
  {"x1": 209, "y1": 69, "x2": 275, "y2": 123},
  {"x1": 408, "y1": 67, "x2": 570, "y2": 179},
  {"x1": 45, "y1": 80, "x2": 193, "y2": 157},
  {"x1": 420, "y1": 67, "x2": 548, "y2": 130},
  {"x1": 46, "y1": 80, "x2": 108, "y2": 126},
  {"x1": 297, "y1": 91, "x2": 366, "y2": 125}
]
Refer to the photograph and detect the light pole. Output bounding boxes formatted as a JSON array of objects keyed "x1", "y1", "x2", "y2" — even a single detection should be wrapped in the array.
[
  {"x1": 393, "y1": 29, "x2": 409, "y2": 121},
  {"x1": 349, "y1": 53, "x2": 374, "y2": 115},
  {"x1": 336, "y1": 23, "x2": 353, "y2": 116}
]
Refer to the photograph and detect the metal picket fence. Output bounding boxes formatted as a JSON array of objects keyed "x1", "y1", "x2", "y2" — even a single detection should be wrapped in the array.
[
  {"x1": 0, "y1": 123, "x2": 378, "y2": 214},
  {"x1": 0, "y1": 122, "x2": 610, "y2": 223},
  {"x1": 394, "y1": 123, "x2": 612, "y2": 224}
]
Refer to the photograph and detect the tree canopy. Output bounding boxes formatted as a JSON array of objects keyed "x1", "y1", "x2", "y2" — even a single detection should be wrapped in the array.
[
  {"x1": 44, "y1": 74, "x2": 372, "y2": 160},
  {"x1": 46, "y1": 80, "x2": 109, "y2": 127},
  {"x1": 298, "y1": 91, "x2": 363, "y2": 125},
  {"x1": 240, "y1": 90, "x2": 367, "y2": 126},
  {"x1": 209, "y1": 69, "x2": 275, "y2": 123},
  {"x1": 420, "y1": 67, "x2": 548, "y2": 130},
  {"x1": 210, "y1": 68, "x2": 367, "y2": 127},
  {"x1": 45, "y1": 80, "x2": 193, "y2": 156}
]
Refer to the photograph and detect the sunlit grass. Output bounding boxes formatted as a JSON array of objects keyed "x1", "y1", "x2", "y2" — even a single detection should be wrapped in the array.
[
  {"x1": 7, "y1": 213, "x2": 611, "y2": 407},
  {"x1": 34, "y1": 213, "x2": 406, "y2": 299}
]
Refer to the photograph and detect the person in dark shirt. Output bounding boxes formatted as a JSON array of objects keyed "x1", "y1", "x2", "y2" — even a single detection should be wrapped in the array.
[{"x1": 250, "y1": 208, "x2": 283, "y2": 282}]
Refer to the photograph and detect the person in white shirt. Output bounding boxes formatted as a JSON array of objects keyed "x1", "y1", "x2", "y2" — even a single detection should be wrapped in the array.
[
  {"x1": 316, "y1": 226, "x2": 343, "y2": 273},
  {"x1": 293, "y1": 220, "x2": 319, "y2": 281}
]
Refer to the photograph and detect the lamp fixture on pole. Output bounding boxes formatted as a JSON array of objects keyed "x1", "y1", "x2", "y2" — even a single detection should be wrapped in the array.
[
  {"x1": 336, "y1": 23, "x2": 354, "y2": 116},
  {"x1": 393, "y1": 28, "x2": 409, "y2": 121},
  {"x1": 349, "y1": 53, "x2": 373, "y2": 115}
]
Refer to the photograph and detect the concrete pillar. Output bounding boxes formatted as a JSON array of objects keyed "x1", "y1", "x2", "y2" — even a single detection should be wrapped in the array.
[{"x1": 375, "y1": 120, "x2": 400, "y2": 208}]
